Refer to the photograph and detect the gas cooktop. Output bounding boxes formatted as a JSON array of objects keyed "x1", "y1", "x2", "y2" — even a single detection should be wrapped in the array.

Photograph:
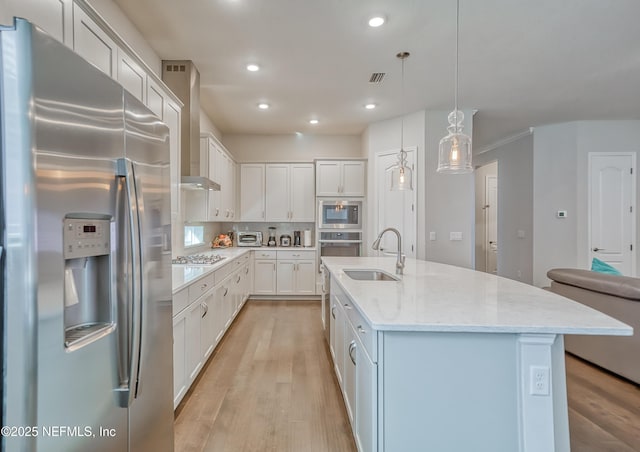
[{"x1": 172, "y1": 254, "x2": 226, "y2": 265}]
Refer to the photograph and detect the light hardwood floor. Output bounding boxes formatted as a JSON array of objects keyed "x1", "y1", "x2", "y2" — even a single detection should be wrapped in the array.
[
  {"x1": 175, "y1": 300, "x2": 640, "y2": 452},
  {"x1": 174, "y1": 300, "x2": 357, "y2": 452}
]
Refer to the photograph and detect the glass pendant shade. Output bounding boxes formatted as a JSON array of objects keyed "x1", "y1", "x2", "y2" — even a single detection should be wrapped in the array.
[
  {"x1": 388, "y1": 149, "x2": 413, "y2": 190},
  {"x1": 437, "y1": 110, "x2": 472, "y2": 174}
]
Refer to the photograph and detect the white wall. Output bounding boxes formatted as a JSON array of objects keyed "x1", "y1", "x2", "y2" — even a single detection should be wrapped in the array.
[
  {"x1": 0, "y1": 0, "x2": 9, "y2": 24},
  {"x1": 476, "y1": 134, "x2": 534, "y2": 284},
  {"x1": 363, "y1": 111, "x2": 425, "y2": 258},
  {"x1": 533, "y1": 120, "x2": 640, "y2": 286},
  {"x1": 424, "y1": 110, "x2": 475, "y2": 268},
  {"x1": 222, "y1": 133, "x2": 362, "y2": 163},
  {"x1": 200, "y1": 110, "x2": 223, "y2": 142}
]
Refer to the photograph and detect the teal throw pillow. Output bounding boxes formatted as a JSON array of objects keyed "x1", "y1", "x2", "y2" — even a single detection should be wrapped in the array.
[{"x1": 591, "y1": 258, "x2": 622, "y2": 276}]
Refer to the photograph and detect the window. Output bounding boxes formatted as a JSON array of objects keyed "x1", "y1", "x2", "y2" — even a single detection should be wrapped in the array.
[{"x1": 184, "y1": 225, "x2": 205, "y2": 247}]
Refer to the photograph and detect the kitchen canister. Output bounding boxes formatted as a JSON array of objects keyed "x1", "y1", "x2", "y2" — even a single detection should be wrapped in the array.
[{"x1": 303, "y1": 229, "x2": 312, "y2": 247}]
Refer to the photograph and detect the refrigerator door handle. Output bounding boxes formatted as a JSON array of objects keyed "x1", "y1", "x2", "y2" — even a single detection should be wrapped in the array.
[{"x1": 115, "y1": 158, "x2": 143, "y2": 408}]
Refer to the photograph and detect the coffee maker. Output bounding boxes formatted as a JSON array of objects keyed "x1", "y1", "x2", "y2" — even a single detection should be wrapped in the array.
[
  {"x1": 267, "y1": 227, "x2": 277, "y2": 247},
  {"x1": 293, "y1": 230, "x2": 301, "y2": 247}
]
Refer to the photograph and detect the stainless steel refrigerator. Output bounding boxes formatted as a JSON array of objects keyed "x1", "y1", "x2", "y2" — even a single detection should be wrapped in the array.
[{"x1": 1, "y1": 18, "x2": 174, "y2": 451}]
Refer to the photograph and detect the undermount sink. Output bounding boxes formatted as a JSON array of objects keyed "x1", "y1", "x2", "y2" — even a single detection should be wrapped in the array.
[{"x1": 343, "y1": 269, "x2": 399, "y2": 281}]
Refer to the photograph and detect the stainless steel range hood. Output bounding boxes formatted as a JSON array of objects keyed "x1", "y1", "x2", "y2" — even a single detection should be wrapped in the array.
[{"x1": 162, "y1": 60, "x2": 220, "y2": 191}]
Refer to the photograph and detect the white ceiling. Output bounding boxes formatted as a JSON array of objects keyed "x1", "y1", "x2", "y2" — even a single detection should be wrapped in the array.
[{"x1": 114, "y1": 0, "x2": 640, "y2": 149}]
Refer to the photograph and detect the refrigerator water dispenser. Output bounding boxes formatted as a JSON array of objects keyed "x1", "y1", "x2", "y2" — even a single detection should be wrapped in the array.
[{"x1": 63, "y1": 216, "x2": 114, "y2": 350}]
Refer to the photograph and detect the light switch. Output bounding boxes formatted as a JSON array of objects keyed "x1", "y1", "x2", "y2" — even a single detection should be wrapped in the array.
[
  {"x1": 449, "y1": 232, "x2": 463, "y2": 241},
  {"x1": 429, "y1": 232, "x2": 437, "y2": 241}
]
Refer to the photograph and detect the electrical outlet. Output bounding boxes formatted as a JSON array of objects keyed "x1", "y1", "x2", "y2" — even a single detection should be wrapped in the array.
[{"x1": 530, "y1": 366, "x2": 550, "y2": 396}]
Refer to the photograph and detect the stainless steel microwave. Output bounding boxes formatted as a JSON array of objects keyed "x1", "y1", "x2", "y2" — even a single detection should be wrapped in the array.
[{"x1": 318, "y1": 199, "x2": 362, "y2": 229}]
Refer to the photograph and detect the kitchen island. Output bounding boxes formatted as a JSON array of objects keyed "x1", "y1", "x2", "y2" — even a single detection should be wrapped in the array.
[{"x1": 321, "y1": 256, "x2": 632, "y2": 452}]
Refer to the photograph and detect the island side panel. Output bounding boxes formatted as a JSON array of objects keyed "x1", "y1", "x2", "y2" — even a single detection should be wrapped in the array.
[{"x1": 380, "y1": 331, "x2": 520, "y2": 452}]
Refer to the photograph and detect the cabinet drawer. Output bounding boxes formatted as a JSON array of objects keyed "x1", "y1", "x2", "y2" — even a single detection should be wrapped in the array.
[
  {"x1": 335, "y1": 293, "x2": 376, "y2": 362},
  {"x1": 188, "y1": 273, "x2": 215, "y2": 303},
  {"x1": 277, "y1": 250, "x2": 315, "y2": 260},
  {"x1": 254, "y1": 250, "x2": 277, "y2": 259},
  {"x1": 173, "y1": 288, "x2": 189, "y2": 316}
]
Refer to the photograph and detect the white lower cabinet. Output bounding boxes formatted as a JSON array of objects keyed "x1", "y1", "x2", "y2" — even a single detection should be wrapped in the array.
[
  {"x1": 253, "y1": 257, "x2": 277, "y2": 295},
  {"x1": 330, "y1": 277, "x2": 378, "y2": 452},
  {"x1": 172, "y1": 311, "x2": 188, "y2": 408},
  {"x1": 172, "y1": 253, "x2": 253, "y2": 408},
  {"x1": 255, "y1": 250, "x2": 316, "y2": 296}
]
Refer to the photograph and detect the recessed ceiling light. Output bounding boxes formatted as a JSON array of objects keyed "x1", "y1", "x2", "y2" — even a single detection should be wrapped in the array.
[
  {"x1": 258, "y1": 102, "x2": 270, "y2": 110},
  {"x1": 309, "y1": 119, "x2": 319, "y2": 125},
  {"x1": 365, "y1": 103, "x2": 377, "y2": 110},
  {"x1": 246, "y1": 64, "x2": 260, "y2": 72},
  {"x1": 368, "y1": 16, "x2": 386, "y2": 27}
]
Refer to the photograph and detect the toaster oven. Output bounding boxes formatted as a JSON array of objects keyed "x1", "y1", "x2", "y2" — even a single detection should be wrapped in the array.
[{"x1": 236, "y1": 231, "x2": 263, "y2": 247}]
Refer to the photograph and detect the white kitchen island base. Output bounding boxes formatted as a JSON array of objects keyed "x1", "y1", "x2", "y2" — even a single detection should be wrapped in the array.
[
  {"x1": 323, "y1": 256, "x2": 632, "y2": 452},
  {"x1": 380, "y1": 331, "x2": 568, "y2": 451}
]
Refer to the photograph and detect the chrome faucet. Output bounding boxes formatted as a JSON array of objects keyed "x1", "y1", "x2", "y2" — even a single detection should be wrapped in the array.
[{"x1": 372, "y1": 227, "x2": 405, "y2": 275}]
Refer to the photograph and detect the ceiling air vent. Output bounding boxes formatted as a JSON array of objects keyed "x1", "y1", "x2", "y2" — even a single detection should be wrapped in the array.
[{"x1": 369, "y1": 72, "x2": 385, "y2": 84}]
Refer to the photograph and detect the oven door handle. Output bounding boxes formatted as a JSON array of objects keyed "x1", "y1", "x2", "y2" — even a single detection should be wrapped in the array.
[{"x1": 318, "y1": 239, "x2": 363, "y2": 244}]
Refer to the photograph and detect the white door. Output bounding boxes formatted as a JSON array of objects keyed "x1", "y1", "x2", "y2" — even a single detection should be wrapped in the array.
[
  {"x1": 240, "y1": 164, "x2": 265, "y2": 221},
  {"x1": 290, "y1": 164, "x2": 315, "y2": 221},
  {"x1": 316, "y1": 161, "x2": 342, "y2": 196},
  {"x1": 589, "y1": 153, "x2": 636, "y2": 275},
  {"x1": 341, "y1": 161, "x2": 366, "y2": 196},
  {"x1": 485, "y1": 175, "x2": 498, "y2": 274},
  {"x1": 376, "y1": 149, "x2": 417, "y2": 258}
]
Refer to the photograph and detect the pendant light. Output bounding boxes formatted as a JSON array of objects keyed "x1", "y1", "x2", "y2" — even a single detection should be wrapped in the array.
[
  {"x1": 388, "y1": 52, "x2": 413, "y2": 191},
  {"x1": 437, "y1": 0, "x2": 472, "y2": 174}
]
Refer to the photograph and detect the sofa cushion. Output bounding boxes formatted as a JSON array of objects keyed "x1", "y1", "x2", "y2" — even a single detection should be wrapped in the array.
[{"x1": 547, "y1": 268, "x2": 640, "y2": 301}]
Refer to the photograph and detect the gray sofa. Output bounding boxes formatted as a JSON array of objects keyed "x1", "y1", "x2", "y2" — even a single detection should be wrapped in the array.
[{"x1": 547, "y1": 268, "x2": 639, "y2": 384}]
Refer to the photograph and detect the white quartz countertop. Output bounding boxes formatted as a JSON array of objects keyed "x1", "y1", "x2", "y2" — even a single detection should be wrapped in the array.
[
  {"x1": 322, "y1": 256, "x2": 633, "y2": 335},
  {"x1": 172, "y1": 246, "x2": 317, "y2": 293},
  {"x1": 172, "y1": 248, "x2": 250, "y2": 293}
]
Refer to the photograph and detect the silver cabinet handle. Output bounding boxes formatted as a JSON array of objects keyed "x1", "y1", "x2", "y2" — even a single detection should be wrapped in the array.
[
  {"x1": 348, "y1": 341, "x2": 356, "y2": 365},
  {"x1": 592, "y1": 247, "x2": 606, "y2": 252},
  {"x1": 343, "y1": 303, "x2": 352, "y2": 310},
  {"x1": 201, "y1": 302, "x2": 208, "y2": 318},
  {"x1": 331, "y1": 305, "x2": 336, "y2": 319},
  {"x1": 236, "y1": 274, "x2": 241, "y2": 283},
  {"x1": 215, "y1": 208, "x2": 220, "y2": 216},
  {"x1": 223, "y1": 287, "x2": 228, "y2": 297},
  {"x1": 201, "y1": 283, "x2": 208, "y2": 290},
  {"x1": 245, "y1": 267, "x2": 249, "y2": 274},
  {"x1": 357, "y1": 325, "x2": 366, "y2": 334}
]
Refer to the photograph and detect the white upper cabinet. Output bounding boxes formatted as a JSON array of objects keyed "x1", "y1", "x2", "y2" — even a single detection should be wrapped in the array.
[
  {"x1": 262, "y1": 163, "x2": 315, "y2": 222},
  {"x1": 265, "y1": 164, "x2": 291, "y2": 222},
  {"x1": 5, "y1": 0, "x2": 73, "y2": 46},
  {"x1": 117, "y1": 50, "x2": 147, "y2": 103},
  {"x1": 316, "y1": 160, "x2": 366, "y2": 197},
  {"x1": 240, "y1": 164, "x2": 266, "y2": 221},
  {"x1": 146, "y1": 77, "x2": 165, "y2": 118},
  {"x1": 164, "y1": 99, "x2": 181, "y2": 217},
  {"x1": 200, "y1": 134, "x2": 237, "y2": 222},
  {"x1": 72, "y1": 4, "x2": 117, "y2": 77}
]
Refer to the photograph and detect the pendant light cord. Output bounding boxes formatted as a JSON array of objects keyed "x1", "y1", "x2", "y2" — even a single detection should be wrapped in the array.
[
  {"x1": 401, "y1": 54, "x2": 405, "y2": 154},
  {"x1": 454, "y1": 0, "x2": 460, "y2": 125}
]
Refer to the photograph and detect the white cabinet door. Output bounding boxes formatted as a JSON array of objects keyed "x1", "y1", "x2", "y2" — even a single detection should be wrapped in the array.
[
  {"x1": 186, "y1": 300, "x2": 203, "y2": 381},
  {"x1": 146, "y1": 77, "x2": 165, "y2": 118},
  {"x1": 240, "y1": 164, "x2": 266, "y2": 221},
  {"x1": 333, "y1": 296, "x2": 345, "y2": 386},
  {"x1": 230, "y1": 161, "x2": 237, "y2": 220},
  {"x1": 200, "y1": 290, "x2": 216, "y2": 361},
  {"x1": 172, "y1": 311, "x2": 188, "y2": 408},
  {"x1": 73, "y1": 4, "x2": 117, "y2": 77},
  {"x1": 253, "y1": 260, "x2": 277, "y2": 295},
  {"x1": 295, "y1": 260, "x2": 317, "y2": 295},
  {"x1": 6, "y1": 0, "x2": 73, "y2": 46},
  {"x1": 344, "y1": 323, "x2": 357, "y2": 425},
  {"x1": 276, "y1": 260, "x2": 296, "y2": 295},
  {"x1": 316, "y1": 161, "x2": 365, "y2": 196},
  {"x1": 290, "y1": 164, "x2": 315, "y2": 222},
  {"x1": 341, "y1": 161, "x2": 366, "y2": 197},
  {"x1": 265, "y1": 164, "x2": 291, "y2": 221},
  {"x1": 117, "y1": 49, "x2": 146, "y2": 103},
  {"x1": 316, "y1": 161, "x2": 342, "y2": 196},
  {"x1": 355, "y1": 342, "x2": 377, "y2": 452}
]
